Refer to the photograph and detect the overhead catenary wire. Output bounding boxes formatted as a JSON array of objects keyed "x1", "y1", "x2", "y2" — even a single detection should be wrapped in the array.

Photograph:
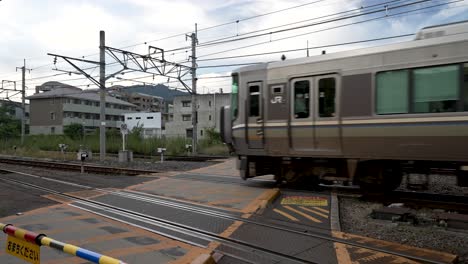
[
  {"x1": 1, "y1": 0, "x2": 441, "y2": 83},
  {"x1": 196, "y1": 33, "x2": 414, "y2": 62},
  {"x1": 6, "y1": 1, "x2": 466, "y2": 95},
  {"x1": 196, "y1": 0, "x2": 463, "y2": 59},
  {"x1": 167, "y1": 0, "x2": 419, "y2": 55}
]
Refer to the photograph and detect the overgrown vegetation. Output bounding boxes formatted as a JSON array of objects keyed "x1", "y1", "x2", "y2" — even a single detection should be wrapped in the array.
[
  {"x1": 0, "y1": 120, "x2": 229, "y2": 157},
  {"x1": 0, "y1": 106, "x2": 20, "y2": 140}
]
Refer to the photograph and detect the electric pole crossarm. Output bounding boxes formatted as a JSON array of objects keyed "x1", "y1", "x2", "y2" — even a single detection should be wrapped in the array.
[
  {"x1": 105, "y1": 46, "x2": 192, "y2": 72},
  {"x1": 47, "y1": 53, "x2": 101, "y2": 65},
  {"x1": 178, "y1": 80, "x2": 193, "y2": 94},
  {"x1": 105, "y1": 68, "x2": 126, "y2": 81},
  {"x1": 62, "y1": 57, "x2": 101, "y2": 88}
]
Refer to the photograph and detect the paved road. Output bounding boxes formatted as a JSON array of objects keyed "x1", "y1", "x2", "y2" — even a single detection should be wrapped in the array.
[{"x1": 0, "y1": 159, "x2": 457, "y2": 264}]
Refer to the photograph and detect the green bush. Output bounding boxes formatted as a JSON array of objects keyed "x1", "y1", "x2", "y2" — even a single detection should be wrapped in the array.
[{"x1": 63, "y1": 123, "x2": 83, "y2": 140}]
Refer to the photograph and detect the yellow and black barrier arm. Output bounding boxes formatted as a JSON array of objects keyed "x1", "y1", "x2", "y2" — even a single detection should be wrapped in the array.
[{"x1": 1, "y1": 223, "x2": 128, "y2": 264}]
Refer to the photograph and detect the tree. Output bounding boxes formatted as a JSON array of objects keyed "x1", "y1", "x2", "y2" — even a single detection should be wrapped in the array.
[
  {"x1": 0, "y1": 106, "x2": 20, "y2": 139},
  {"x1": 63, "y1": 123, "x2": 83, "y2": 140}
]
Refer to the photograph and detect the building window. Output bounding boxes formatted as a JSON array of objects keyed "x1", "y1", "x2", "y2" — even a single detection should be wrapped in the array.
[
  {"x1": 209, "y1": 101, "x2": 212, "y2": 107},
  {"x1": 318, "y1": 77, "x2": 336, "y2": 117},
  {"x1": 376, "y1": 70, "x2": 409, "y2": 114},
  {"x1": 73, "y1": 99, "x2": 81, "y2": 104},
  {"x1": 50, "y1": 112, "x2": 56, "y2": 120},
  {"x1": 200, "y1": 129, "x2": 203, "y2": 136},
  {"x1": 249, "y1": 85, "x2": 260, "y2": 117},
  {"x1": 209, "y1": 115, "x2": 212, "y2": 121},
  {"x1": 294, "y1": 80, "x2": 310, "y2": 119},
  {"x1": 413, "y1": 65, "x2": 458, "y2": 113},
  {"x1": 127, "y1": 117, "x2": 132, "y2": 120},
  {"x1": 51, "y1": 127, "x2": 55, "y2": 134},
  {"x1": 182, "y1": 101, "x2": 191, "y2": 107},
  {"x1": 186, "y1": 128, "x2": 193, "y2": 138},
  {"x1": 136, "y1": 117, "x2": 141, "y2": 120},
  {"x1": 147, "y1": 116, "x2": 154, "y2": 119},
  {"x1": 182, "y1": 114, "x2": 191, "y2": 121}
]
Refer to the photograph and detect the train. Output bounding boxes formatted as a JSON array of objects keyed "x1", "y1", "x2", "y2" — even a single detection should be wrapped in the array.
[{"x1": 220, "y1": 20, "x2": 468, "y2": 191}]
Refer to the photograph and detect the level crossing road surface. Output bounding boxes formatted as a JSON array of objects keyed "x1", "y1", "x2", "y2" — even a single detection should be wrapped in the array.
[{"x1": 0, "y1": 158, "x2": 457, "y2": 264}]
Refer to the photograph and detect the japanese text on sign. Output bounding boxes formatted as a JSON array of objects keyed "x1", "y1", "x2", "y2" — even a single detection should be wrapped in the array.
[
  {"x1": 281, "y1": 196, "x2": 328, "y2": 206},
  {"x1": 6, "y1": 235, "x2": 40, "y2": 264}
]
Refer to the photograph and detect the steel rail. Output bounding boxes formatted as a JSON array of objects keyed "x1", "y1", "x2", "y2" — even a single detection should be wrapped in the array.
[
  {"x1": 0, "y1": 176, "x2": 316, "y2": 264},
  {"x1": 0, "y1": 157, "x2": 158, "y2": 175},
  {"x1": 0, "y1": 169, "x2": 453, "y2": 264}
]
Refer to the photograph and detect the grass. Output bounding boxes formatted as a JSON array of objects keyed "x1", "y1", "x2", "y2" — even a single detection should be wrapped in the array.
[{"x1": 0, "y1": 133, "x2": 229, "y2": 159}]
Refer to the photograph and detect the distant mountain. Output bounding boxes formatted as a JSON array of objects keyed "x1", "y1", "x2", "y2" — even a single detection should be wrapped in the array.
[{"x1": 119, "y1": 84, "x2": 188, "y2": 102}]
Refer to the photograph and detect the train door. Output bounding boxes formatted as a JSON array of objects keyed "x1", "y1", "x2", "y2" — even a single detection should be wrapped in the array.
[
  {"x1": 313, "y1": 74, "x2": 341, "y2": 154},
  {"x1": 290, "y1": 77, "x2": 315, "y2": 151},
  {"x1": 246, "y1": 82, "x2": 264, "y2": 149}
]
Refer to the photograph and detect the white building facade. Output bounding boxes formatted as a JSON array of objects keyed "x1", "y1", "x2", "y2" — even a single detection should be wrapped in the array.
[{"x1": 124, "y1": 112, "x2": 162, "y2": 138}]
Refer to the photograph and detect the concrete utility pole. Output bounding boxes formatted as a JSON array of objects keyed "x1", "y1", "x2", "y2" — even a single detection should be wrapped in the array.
[
  {"x1": 190, "y1": 24, "x2": 198, "y2": 154},
  {"x1": 99, "y1": 30, "x2": 106, "y2": 161},
  {"x1": 16, "y1": 59, "x2": 30, "y2": 145}
]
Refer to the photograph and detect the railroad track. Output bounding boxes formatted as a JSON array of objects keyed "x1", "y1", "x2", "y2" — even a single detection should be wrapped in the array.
[
  {"x1": 0, "y1": 157, "x2": 157, "y2": 176},
  {"x1": 37, "y1": 150, "x2": 229, "y2": 162},
  {"x1": 0, "y1": 168, "x2": 451, "y2": 264}
]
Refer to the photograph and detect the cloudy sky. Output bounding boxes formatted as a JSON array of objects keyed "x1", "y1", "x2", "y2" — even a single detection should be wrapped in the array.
[{"x1": 0, "y1": 0, "x2": 467, "y2": 100}]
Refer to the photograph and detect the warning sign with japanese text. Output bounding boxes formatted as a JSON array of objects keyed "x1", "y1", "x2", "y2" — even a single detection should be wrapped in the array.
[
  {"x1": 281, "y1": 196, "x2": 328, "y2": 206},
  {"x1": 6, "y1": 235, "x2": 40, "y2": 264}
]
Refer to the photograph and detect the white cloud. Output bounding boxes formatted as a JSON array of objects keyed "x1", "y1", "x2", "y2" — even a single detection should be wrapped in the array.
[{"x1": 0, "y1": 0, "x2": 467, "y2": 98}]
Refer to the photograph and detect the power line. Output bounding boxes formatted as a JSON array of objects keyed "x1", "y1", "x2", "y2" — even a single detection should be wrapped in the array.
[
  {"x1": 196, "y1": 0, "x2": 431, "y2": 48},
  {"x1": 197, "y1": 33, "x2": 414, "y2": 62},
  {"x1": 198, "y1": 0, "x2": 409, "y2": 47},
  {"x1": 196, "y1": 0, "x2": 462, "y2": 59},
  {"x1": 168, "y1": 0, "x2": 413, "y2": 56}
]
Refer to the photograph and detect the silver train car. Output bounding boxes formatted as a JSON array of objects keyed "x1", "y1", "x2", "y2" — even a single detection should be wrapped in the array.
[{"x1": 220, "y1": 21, "x2": 468, "y2": 191}]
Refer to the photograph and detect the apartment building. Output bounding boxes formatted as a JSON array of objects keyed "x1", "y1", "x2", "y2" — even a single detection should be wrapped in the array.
[
  {"x1": 165, "y1": 93, "x2": 230, "y2": 139},
  {"x1": 27, "y1": 86, "x2": 137, "y2": 135}
]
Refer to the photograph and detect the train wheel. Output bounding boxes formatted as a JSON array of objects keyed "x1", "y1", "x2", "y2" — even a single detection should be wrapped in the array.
[
  {"x1": 358, "y1": 162, "x2": 403, "y2": 192},
  {"x1": 284, "y1": 169, "x2": 301, "y2": 184}
]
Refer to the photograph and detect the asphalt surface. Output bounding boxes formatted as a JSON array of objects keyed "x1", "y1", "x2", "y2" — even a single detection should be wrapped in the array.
[{"x1": 0, "y1": 164, "x2": 156, "y2": 218}]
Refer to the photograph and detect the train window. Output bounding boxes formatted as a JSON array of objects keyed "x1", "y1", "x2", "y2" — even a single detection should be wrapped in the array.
[
  {"x1": 249, "y1": 85, "x2": 260, "y2": 117},
  {"x1": 294, "y1": 80, "x2": 310, "y2": 119},
  {"x1": 413, "y1": 65, "x2": 458, "y2": 113},
  {"x1": 231, "y1": 74, "x2": 239, "y2": 120},
  {"x1": 272, "y1": 86, "x2": 283, "y2": 94},
  {"x1": 376, "y1": 70, "x2": 409, "y2": 114},
  {"x1": 464, "y1": 63, "x2": 468, "y2": 111},
  {"x1": 318, "y1": 78, "x2": 336, "y2": 117}
]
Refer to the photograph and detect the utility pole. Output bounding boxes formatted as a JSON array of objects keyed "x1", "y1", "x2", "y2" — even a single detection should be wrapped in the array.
[
  {"x1": 188, "y1": 24, "x2": 198, "y2": 154},
  {"x1": 99, "y1": 31, "x2": 106, "y2": 161},
  {"x1": 16, "y1": 59, "x2": 30, "y2": 145}
]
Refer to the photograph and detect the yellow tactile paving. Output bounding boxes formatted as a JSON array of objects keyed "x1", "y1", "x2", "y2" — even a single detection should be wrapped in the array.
[
  {"x1": 312, "y1": 206, "x2": 330, "y2": 213},
  {"x1": 299, "y1": 206, "x2": 329, "y2": 219},
  {"x1": 283, "y1": 206, "x2": 322, "y2": 223},
  {"x1": 273, "y1": 209, "x2": 299, "y2": 222}
]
